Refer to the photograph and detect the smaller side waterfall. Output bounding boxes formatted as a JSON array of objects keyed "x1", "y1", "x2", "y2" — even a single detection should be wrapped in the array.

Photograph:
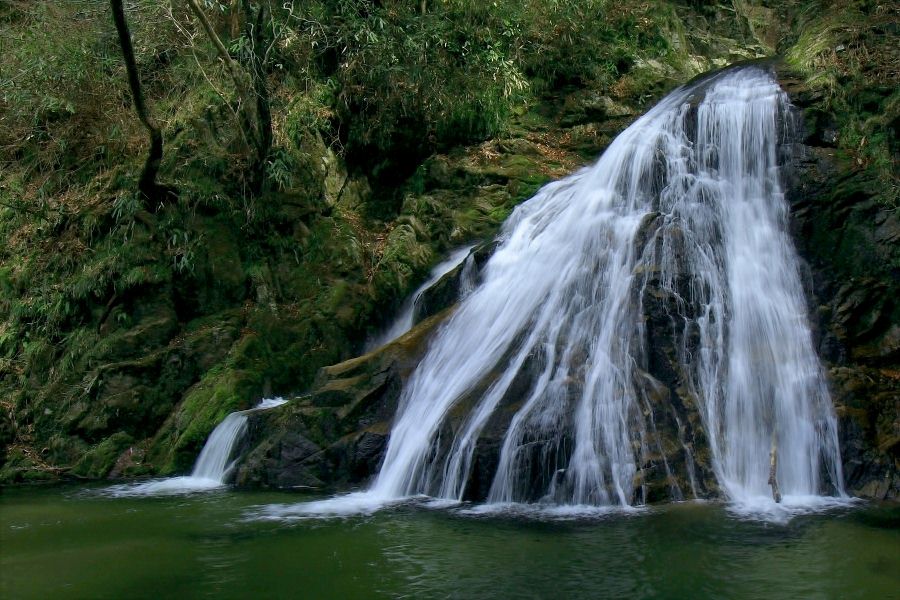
[
  {"x1": 366, "y1": 245, "x2": 477, "y2": 351},
  {"x1": 99, "y1": 397, "x2": 287, "y2": 497},
  {"x1": 188, "y1": 411, "x2": 250, "y2": 482}
]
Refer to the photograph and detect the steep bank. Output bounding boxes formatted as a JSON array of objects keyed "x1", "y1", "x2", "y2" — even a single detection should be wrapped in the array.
[
  {"x1": 1, "y1": 1, "x2": 896, "y2": 497},
  {"x1": 781, "y1": 80, "x2": 899, "y2": 499}
]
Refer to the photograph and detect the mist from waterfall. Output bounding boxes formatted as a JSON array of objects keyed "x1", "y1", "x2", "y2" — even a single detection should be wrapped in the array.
[{"x1": 260, "y1": 65, "x2": 847, "y2": 519}]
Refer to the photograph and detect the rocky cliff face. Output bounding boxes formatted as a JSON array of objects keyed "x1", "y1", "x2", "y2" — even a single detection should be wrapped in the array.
[
  {"x1": 780, "y1": 71, "x2": 899, "y2": 500},
  {"x1": 231, "y1": 5, "x2": 899, "y2": 502}
]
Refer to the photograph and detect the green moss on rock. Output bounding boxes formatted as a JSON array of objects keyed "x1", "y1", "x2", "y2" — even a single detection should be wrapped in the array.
[{"x1": 72, "y1": 432, "x2": 135, "y2": 479}]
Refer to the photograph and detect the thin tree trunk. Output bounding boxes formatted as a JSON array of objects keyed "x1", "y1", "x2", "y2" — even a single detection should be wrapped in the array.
[
  {"x1": 229, "y1": 0, "x2": 241, "y2": 38},
  {"x1": 187, "y1": 0, "x2": 248, "y2": 96},
  {"x1": 110, "y1": 0, "x2": 162, "y2": 202}
]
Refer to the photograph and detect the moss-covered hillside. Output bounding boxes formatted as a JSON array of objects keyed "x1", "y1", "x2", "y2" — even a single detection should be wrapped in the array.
[{"x1": 0, "y1": 0, "x2": 896, "y2": 485}]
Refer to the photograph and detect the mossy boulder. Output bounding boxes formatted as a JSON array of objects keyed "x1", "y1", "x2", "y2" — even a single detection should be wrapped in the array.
[
  {"x1": 72, "y1": 432, "x2": 135, "y2": 479},
  {"x1": 234, "y1": 308, "x2": 453, "y2": 489}
]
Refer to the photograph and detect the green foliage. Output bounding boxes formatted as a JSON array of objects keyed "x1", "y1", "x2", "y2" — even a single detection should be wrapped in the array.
[
  {"x1": 513, "y1": 0, "x2": 672, "y2": 89},
  {"x1": 295, "y1": 0, "x2": 529, "y2": 154},
  {"x1": 166, "y1": 228, "x2": 204, "y2": 274},
  {"x1": 265, "y1": 146, "x2": 300, "y2": 192},
  {"x1": 261, "y1": 0, "x2": 680, "y2": 172},
  {"x1": 0, "y1": 1, "x2": 179, "y2": 194},
  {"x1": 785, "y1": 0, "x2": 898, "y2": 207}
]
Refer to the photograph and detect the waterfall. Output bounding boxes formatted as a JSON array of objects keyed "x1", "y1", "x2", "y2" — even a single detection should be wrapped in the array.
[
  {"x1": 253, "y1": 65, "x2": 847, "y2": 522},
  {"x1": 188, "y1": 411, "x2": 250, "y2": 482},
  {"x1": 99, "y1": 397, "x2": 287, "y2": 497},
  {"x1": 366, "y1": 65, "x2": 844, "y2": 511},
  {"x1": 366, "y1": 244, "x2": 477, "y2": 352}
]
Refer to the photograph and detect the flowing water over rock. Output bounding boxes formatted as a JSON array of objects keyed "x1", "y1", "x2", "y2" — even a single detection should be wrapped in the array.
[
  {"x1": 366, "y1": 244, "x2": 477, "y2": 352},
  {"x1": 99, "y1": 398, "x2": 288, "y2": 497},
  {"x1": 271, "y1": 65, "x2": 848, "y2": 519}
]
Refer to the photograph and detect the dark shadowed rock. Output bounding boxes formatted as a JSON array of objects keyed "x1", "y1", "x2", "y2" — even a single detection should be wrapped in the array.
[{"x1": 777, "y1": 62, "x2": 900, "y2": 500}]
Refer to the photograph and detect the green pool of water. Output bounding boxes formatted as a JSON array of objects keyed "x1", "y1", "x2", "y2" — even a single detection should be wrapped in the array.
[{"x1": 1, "y1": 484, "x2": 897, "y2": 599}]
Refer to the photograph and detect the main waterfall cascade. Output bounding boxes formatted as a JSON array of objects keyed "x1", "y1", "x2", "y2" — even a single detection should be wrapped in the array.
[{"x1": 273, "y1": 65, "x2": 848, "y2": 518}]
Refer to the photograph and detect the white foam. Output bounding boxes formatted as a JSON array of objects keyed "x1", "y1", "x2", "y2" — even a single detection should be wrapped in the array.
[
  {"x1": 457, "y1": 502, "x2": 645, "y2": 521},
  {"x1": 96, "y1": 476, "x2": 224, "y2": 498},
  {"x1": 255, "y1": 397, "x2": 288, "y2": 410},
  {"x1": 725, "y1": 494, "x2": 859, "y2": 524},
  {"x1": 245, "y1": 491, "x2": 409, "y2": 521}
]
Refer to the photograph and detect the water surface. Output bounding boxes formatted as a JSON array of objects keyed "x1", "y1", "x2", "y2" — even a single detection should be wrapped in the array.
[{"x1": 2, "y1": 484, "x2": 897, "y2": 599}]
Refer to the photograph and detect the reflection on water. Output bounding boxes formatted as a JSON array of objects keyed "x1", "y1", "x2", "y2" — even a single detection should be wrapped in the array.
[
  {"x1": 1, "y1": 485, "x2": 898, "y2": 600},
  {"x1": 378, "y1": 513, "x2": 655, "y2": 598}
]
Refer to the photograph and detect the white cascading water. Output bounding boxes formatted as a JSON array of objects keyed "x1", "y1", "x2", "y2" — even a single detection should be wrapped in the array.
[
  {"x1": 99, "y1": 397, "x2": 287, "y2": 496},
  {"x1": 366, "y1": 244, "x2": 477, "y2": 352},
  {"x1": 371, "y1": 65, "x2": 844, "y2": 509},
  {"x1": 188, "y1": 410, "x2": 251, "y2": 481},
  {"x1": 258, "y1": 65, "x2": 846, "y2": 519}
]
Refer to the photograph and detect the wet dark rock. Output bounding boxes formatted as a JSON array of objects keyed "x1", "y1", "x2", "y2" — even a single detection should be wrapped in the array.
[
  {"x1": 350, "y1": 431, "x2": 389, "y2": 477},
  {"x1": 829, "y1": 366, "x2": 900, "y2": 499},
  {"x1": 462, "y1": 438, "x2": 503, "y2": 502},
  {"x1": 777, "y1": 63, "x2": 900, "y2": 500},
  {"x1": 416, "y1": 241, "x2": 494, "y2": 323}
]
